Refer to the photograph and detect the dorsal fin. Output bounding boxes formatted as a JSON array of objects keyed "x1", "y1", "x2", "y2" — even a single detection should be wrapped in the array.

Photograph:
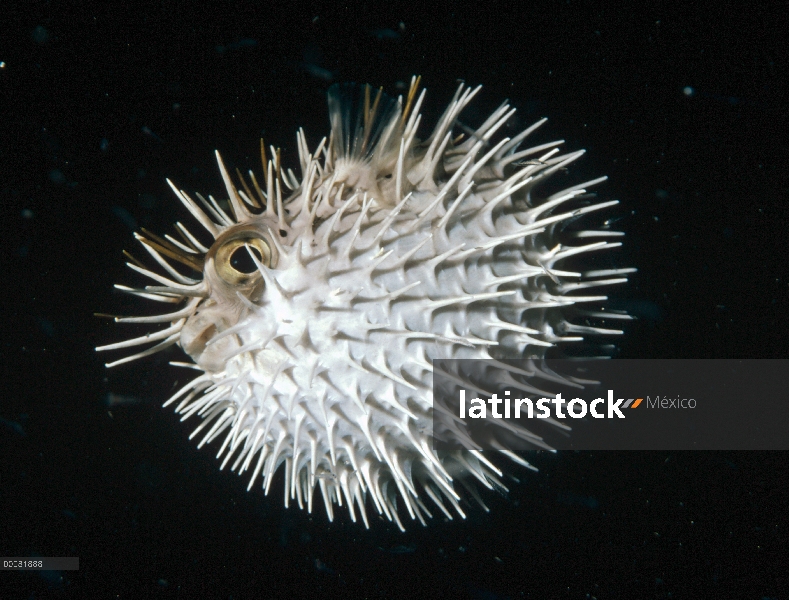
[{"x1": 328, "y1": 82, "x2": 403, "y2": 161}]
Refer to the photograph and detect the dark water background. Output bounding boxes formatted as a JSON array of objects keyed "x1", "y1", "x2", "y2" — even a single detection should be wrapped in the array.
[{"x1": 2, "y1": 1, "x2": 787, "y2": 597}]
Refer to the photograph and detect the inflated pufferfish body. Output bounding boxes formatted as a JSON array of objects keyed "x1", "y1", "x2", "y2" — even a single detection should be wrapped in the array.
[{"x1": 98, "y1": 78, "x2": 633, "y2": 530}]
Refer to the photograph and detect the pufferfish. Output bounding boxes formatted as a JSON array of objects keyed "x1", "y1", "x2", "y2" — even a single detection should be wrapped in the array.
[{"x1": 98, "y1": 77, "x2": 633, "y2": 530}]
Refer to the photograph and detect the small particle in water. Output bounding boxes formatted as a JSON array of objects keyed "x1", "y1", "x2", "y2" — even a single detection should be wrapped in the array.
[
  {"x1": 314, "y1": 558, "x2": 336, "y2": 575},
  {"x1": 301, "y1": 61, "x2": 333, "y2": 81},
  {"x1": 106, "y1": 393, "x2": 144, "y2": 407},
  {"x1": 38, "y1": 318, "x2": 55, "y2": 338},
  {"x1": 0, "y1": 417, "x2": 25, "y2": 436},
  {"x1": 378, "y1": 544, "x2": 416, "y2": 554},
  {"x1": 556, "y1": 491, "x2": 599, "y2": 509},
  {"x1": 112, "y1": 206, "x2": 137, "y2": 231},
  {"x1": 141, "y1": 126, "x2": 163, "y2": 143},
  {"x1": 138, "y1": 193, "x2": 157, "y2": 210},
  {"x1": 215, "y1": 39, "x2": 258, "y2": 54},
  {"x1": 32, "y1": 26, "x2": 49, "y2": 44},
  {"x1": 370, "y1": 28, "x2": 400, "y2": 40}
]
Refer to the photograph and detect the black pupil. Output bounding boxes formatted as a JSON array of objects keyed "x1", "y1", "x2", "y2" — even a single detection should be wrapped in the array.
[{"x1": 230, "y1": 244, "x2": 261, "y2": 274}]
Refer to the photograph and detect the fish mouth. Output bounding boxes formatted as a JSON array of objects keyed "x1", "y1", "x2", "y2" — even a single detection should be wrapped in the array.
[{"x1": 179, "y1": 307, "x2": 240, "y2": 372}]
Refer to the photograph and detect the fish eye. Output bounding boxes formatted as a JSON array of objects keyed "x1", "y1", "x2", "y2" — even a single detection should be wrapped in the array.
[{"x1": 214, "y1": 236, "x2": 273, "y2": 285}]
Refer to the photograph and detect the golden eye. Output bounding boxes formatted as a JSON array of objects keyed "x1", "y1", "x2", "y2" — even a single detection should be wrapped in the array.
[{"x1": 214, "y1": 237, "x2": 273, "y2": 285}]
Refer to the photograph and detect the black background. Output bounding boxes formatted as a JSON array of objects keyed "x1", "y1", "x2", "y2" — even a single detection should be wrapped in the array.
[{"x1": 2, "y1": 1, "x2": 787, "y2": 598}]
